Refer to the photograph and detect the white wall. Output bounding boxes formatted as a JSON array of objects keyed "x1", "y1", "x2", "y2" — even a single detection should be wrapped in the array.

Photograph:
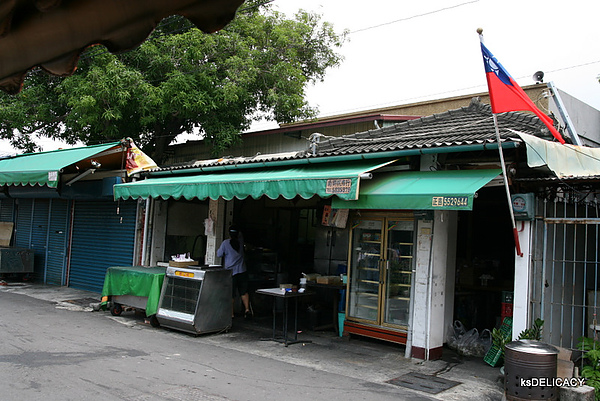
[
  {"x1": 512, "y1": 221, "x2": 532, "y2": 340},
  {"x1": 411, "y1": 210, "x2": 453, "y2": 359}
]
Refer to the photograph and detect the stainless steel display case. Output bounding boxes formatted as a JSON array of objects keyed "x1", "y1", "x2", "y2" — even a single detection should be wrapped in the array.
[{"x1": 156, "y1": 266, "x2": 232, "y2": 335}]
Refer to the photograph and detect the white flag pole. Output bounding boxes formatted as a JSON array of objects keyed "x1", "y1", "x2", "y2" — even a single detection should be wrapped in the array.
[{"x1": 478, "y1": 28, "x2": 523, "y2": 257}]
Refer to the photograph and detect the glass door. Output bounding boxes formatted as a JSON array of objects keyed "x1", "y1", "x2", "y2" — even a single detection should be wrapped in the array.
[
  {"x1": 347, "y1": 215, "x2": 415, "y2": 328},
  {"x1": 348, "y1": 219, "x2": 383, "y2": 323},
  {"x1": 383, "y1": 219, "x2": 414, "y2": 327}
]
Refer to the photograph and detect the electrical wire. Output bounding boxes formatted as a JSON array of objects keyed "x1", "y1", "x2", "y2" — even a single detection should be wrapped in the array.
[{"x1": 348, "y1": 0, "x2": 480, "y2": 34}]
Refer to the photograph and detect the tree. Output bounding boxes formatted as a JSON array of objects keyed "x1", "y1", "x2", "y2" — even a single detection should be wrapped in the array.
[{"x1": 0, "y1": 1, "x2": 346, "y2": 160}]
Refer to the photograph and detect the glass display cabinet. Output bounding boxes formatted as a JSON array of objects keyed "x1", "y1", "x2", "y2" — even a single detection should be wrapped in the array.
[{"x1": 346, "y1": 214, "x2": 415, "y2": 343}]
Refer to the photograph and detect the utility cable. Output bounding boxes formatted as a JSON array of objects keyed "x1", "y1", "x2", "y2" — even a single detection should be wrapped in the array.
[{"x1": 349, "y1": 0, "x2": 479, "y2": 34}]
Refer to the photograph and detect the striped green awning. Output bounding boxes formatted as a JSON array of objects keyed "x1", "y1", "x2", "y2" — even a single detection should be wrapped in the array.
[
  {"x1": 114, "y1": 160, "x2": 395, "y2": 201},
  {"x1": 0, "y1": 142, "x2": 121, "y2": 188},
  {"x1": 332, "y1": 169, "x2": 502, "y2": 210}
]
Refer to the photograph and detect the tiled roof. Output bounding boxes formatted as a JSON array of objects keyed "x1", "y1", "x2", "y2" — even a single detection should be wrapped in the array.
[
  {"x1": 150, "y1": 98, "x2": 560, "y2": 173},
  {"x1": 313, "y1": 97, "x2": 555, "y2": 156},
  {"x1": 155, "y1": 151, "x2": 305, "y2": 172}
]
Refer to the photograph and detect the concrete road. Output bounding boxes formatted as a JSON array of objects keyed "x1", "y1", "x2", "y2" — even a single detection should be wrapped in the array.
[{"x1": 0, "y1": 290, "x2": 440, "y2": 401}]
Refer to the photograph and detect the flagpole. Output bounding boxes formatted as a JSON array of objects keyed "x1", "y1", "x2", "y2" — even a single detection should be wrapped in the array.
[
  {"x1": 492, "y1": 114, "x2": 523, "y2": 257},
  {"x1": 478, "y1": 29, "x2": 523, "y2": 257}
]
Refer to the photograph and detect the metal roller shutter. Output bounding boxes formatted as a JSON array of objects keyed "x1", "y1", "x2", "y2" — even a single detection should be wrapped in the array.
[
  {"x1": 45, "y1": 199, "x2": 70, "y2": 285},
  {"x1": 69, "y1": 200, "x2": 137, "y2": 293},
  {"x1": 14, "y1": 199, "x2": 50, "y2": 281},
  {"x1": 0, "y1": 198, "x2": 15, "y2": 222},
  {"x1": 31, "y1": 199, "x2": 50, "y2": 280},
  {"x1": 14, "y1": 199, "x2": 33, "y2": 249}
]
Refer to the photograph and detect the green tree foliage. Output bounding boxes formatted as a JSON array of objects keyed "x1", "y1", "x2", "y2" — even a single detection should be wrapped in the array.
[{"x1": 0, "y1": 1, "x2": 346, "y2": 160}]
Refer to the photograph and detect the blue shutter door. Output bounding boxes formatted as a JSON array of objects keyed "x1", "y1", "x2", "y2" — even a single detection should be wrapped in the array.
[
  {"x1": 31, "y1": 199, "x2": 50, "y2": 280},
  {"x1": 45, "y1": 199, "x2": 70, "y2": 285},
  {"x1": 14, "y1": 199, "x2": 50, "y2": 281},
  {"x1": 68, "y1": 200, "x2": 137, "y2": 293},
  {"x1": 0, "y1": 198, "x2": 15, "y2": 223},
  {"x1": 14, "y1": 199, "x2": 33, "y2": 249}
]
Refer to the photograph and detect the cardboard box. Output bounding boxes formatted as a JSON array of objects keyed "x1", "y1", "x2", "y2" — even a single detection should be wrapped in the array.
[
  {"x1": 0, "y1": 222, "x2": 14, "y2": 247},
  {"x1": 317, "y1": 276, "x2": 342, "y2": 285},
  {"x1": 169, "y1": 260, "x2": 199, "y2": 268},
  {"x1": 304, "y1": 273, "x2": 321, "y2": 282}
]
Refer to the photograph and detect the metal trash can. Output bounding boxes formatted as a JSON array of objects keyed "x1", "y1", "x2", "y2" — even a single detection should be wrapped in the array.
[{"x1": 504, "y1": 340, "x2": 558, "y2": 401}]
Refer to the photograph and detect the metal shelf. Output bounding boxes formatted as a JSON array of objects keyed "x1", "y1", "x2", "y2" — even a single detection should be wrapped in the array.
[{"x1": 356, "y1": 292, "x2": 378, "y2": 297}]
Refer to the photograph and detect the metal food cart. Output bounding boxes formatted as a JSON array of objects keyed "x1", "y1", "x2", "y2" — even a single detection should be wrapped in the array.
[{"x1": 156, "y1": 266, "x2": 231, "y2": 335}]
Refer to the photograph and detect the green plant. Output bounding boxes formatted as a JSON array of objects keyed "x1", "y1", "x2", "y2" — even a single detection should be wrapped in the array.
[
  {"x1": 491, "y1": 327, "x2": 511, "y2": 361},
  {"x1": 518, "y1": 318, "x2": 544, "y2": 340},
  {"x1": 578, "y1": 337, "x2": 600, "y2": 400},
  {"x1": 490, "y1": 319, "x2": 544, "y2": 364}
]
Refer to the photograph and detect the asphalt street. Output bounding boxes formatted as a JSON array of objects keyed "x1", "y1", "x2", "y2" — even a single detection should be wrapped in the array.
[{"x1": 0, "y1": 284, "x2": 504, "y2": 401}]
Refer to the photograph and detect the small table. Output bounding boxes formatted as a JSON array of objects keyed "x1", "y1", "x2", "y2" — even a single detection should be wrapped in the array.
[
  {"x1": 256, "y1": 288, "x2": 313, "y2": 346},
  {"x1": 100, "y1": 266, "x2": 166, "y2": 317}
]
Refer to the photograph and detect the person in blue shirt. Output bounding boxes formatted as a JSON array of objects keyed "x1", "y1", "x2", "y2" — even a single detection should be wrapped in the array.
[{"x1": 217, "y1": 226, "x2": 251, "y2": 318}]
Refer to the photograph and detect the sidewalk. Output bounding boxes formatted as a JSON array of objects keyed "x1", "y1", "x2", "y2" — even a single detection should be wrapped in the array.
[{"x1": 1, "y1": 282, "x2": 505, "y2": 401}]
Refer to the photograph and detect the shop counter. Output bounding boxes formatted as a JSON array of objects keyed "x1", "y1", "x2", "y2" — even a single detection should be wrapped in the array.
[{"x1": 100, "y1": 266, "x2": 166, "y2": 317}]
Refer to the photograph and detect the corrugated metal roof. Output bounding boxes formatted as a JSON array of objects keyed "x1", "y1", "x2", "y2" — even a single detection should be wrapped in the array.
[
  {"x1": 515, "y1": 176, "x2": 600, "y2": 182},
  {"x1": 156, "y1": 151, "x2": 306, "y2": 173}
]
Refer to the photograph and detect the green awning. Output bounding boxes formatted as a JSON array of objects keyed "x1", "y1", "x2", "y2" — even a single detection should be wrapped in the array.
[
  {"x1": 0, "y1": 142, "x2": 121, "y2": 188},
  {"x1": 114, "y1": 160, "x2": 395, "y2": 201},
  {"x1": 332, "y1": 169, "x2": 502, "y2": 210}
]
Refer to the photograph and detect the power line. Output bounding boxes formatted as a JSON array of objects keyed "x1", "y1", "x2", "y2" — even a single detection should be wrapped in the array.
[
  {"x1": 349, "y1": 0, "x2": 480, "y2": 34},
  {"x1": 313, "y1": 59, "x2": 600, "y2": 118}
]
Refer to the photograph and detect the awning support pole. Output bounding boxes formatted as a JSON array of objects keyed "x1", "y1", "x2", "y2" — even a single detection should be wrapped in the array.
[{"x1": 492, "y1": 114, "x2": 523, "y2": 257}]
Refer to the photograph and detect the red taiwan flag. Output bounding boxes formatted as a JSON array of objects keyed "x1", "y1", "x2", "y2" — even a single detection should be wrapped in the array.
[{"x1": 481, "y1": 42, "x2": 565, "y2": 144}]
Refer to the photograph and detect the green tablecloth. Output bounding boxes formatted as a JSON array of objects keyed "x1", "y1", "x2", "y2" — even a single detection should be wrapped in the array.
[{"x1": 100, "y1": 266, "x2": 166, "y2": 316}]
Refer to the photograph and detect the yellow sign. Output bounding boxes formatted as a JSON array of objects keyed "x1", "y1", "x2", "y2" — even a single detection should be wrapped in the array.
[
  {"x1": 174, "y1": 271, "x2": 194, "y2": 278},
  {"x1": 125, "y1": 138, "x2": 158, "y2": 176}
]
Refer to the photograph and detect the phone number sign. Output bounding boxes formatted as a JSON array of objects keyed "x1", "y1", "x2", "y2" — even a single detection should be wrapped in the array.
[
  {"x1": 326, "y1": 178, "x2": 352, "y2": 194},
  {"x1": 432, "y1": 196, "x2": 469, "y2": 208}
]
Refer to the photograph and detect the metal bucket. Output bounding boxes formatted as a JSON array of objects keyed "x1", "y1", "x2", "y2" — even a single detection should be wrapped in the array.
[{"x1": 504, "y1": 340, "x2": 558, "y2": 401}]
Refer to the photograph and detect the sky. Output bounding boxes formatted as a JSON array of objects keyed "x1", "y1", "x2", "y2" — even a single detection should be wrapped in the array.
[
  {"x1": 250, "y1": 0, "x2": 600, "y2": 129},
  {"x1": 2, "y1": 0, "x2": 599, "y2": 154}
]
